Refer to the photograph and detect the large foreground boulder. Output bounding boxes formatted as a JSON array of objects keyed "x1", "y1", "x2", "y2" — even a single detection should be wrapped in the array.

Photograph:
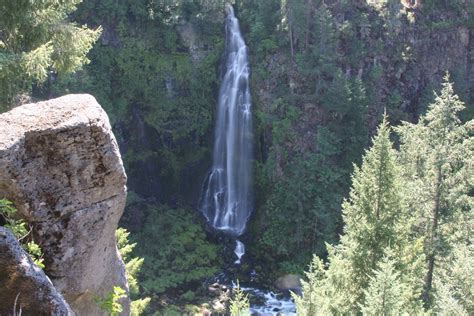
[
  {"x1": 0, "y1": 227, "x2": 73, "y2": 315},
  {"x1": 0, "y1": 94, "x2": 130, "y2": 315}
]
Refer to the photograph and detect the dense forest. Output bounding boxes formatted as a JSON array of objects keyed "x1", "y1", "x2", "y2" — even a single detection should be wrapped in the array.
[{"x1": 0, "y1": 0, "x2": 473, "y2": 315}]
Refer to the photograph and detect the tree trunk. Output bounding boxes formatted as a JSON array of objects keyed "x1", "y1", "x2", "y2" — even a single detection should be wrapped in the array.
[
  {"x1": 304, "y1": 0, "x2": 312, "y2": 51},
  {"x1": 468, "y1": 28, "x2": 474, "y2": 104},
  {"x1": 422, "y1": 166, "x2": 442, "y2": 308},
  {"x1": 286, "y1": 2, "x2": 295, "y2": 59},
  {"x1": 289, "y1": 24, "x2": 295, "y2": 59}
]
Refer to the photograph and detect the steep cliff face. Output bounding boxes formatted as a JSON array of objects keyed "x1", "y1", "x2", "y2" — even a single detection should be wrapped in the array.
[
  {"x1": 0, "y1": 94, "x2": 130, "y2": 315},
  {"x1": 235, "y1": 1, "x2": 473, "y2": 272},
  {"x1": 248, "y1": 2, "x2": 473, "y2": 181},
  {"x1": 252, "y1": 2, "x2": 472, "y2": 131}
]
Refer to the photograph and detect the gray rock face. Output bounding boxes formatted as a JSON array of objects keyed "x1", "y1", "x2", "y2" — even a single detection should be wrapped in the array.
[
  {"x1": 0, "y1": 94, "x2": 130, "y2": 315},
  {"x1": 0, "y1": 227, "x2": 73, "y2": 315}
]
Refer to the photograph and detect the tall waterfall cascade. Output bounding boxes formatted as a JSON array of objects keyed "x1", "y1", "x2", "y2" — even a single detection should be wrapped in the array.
[{"x1": 199, "y1": 5, "x2": 253, "y2": 244}]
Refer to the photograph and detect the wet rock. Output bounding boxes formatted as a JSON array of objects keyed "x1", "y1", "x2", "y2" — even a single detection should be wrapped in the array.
[
  {"x1": 274, "y1": 274, "x2": 302, "y2": 296},
  {"x1": 206, "y1": 282, "x2": 230, "y2": 314},
  {"x1": 212, "y1": 300, "x2": 226, "y2": 313},
  {"x1": 208, "y1": 282, "x2": 220, "y2": 294},
  {"x1": 199, "y1": 306, "x2": 212, "y2": 316}
]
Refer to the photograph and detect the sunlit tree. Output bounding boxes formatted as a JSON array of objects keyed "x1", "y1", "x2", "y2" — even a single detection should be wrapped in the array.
[
  {"x1": 0, "y1": 0, "x2": 101, "y2": 109},
  {"x1": 396, "y1": 74, "x2": 473, "y2": 308}
]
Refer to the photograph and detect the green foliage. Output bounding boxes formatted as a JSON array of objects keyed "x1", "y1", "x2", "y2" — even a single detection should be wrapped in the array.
[
  {"x1": 295, "y1": 117, "x2": 423, "y2": 314},
  {"x1": 116, "y1": 228, "x2": 143, "y2": 294},
  {"x1": 251, "y1": 75, "x2": 368, "y2": 276},
  {"x1": 322, "y1": 76, "x2": 369, "y2": 170},
  {"x1": 293, "y1": 256, "x2": 328, "y2": 315},
  {"x1": 25, "y1": 241, "x2": 45, "y2": 269},
  {"x1": 341, "y1": 116, "x2": 402, "y2": 280},
  {"x1": 96, "y1": 286, "x2": 127, "y2": 316},
  {"x1": 434, "y1": 244, "x2": 474, "y2": 315},
  {"x1": 0, "y1": 0, "x2": 101, "y2": 109},
  {"x1": 116, "y1": 227, "x2": 150, "y2": 315},
  {"x1": 229, "y1": 282, "x2": 250, "y2": 316},
  {"x1": 246, "y1": 5, "x2": 370, "y2": 268},
  {"x1": 297, "y1": 77, "x2": 472, "y2": 314},
  {"x1": 117, "y1": 228, "x2": 136, "y2": 262},
  {"x1": 0, "y1": 199, "x2": 45, "y2": 269},
  {"x1": 236, "y1": 0, "x2": 281, "y2": 61},
  {"x1": 255, "y1": 129, "x2": 343, "y2": 269},
  {"x1": 294, "y1": 2, "x2": 339, "y2": 91},
  {"x1": 0, "y1": 199, "x2": 27, "y2": 238},
  {"x1": 131, "y1": 205, "x2": 222, "y2": 306},
  {"x1": 157, "y1": 305, "x2": 182, "y2": 316},
  {"x1": 51, "y1": 1, "x2": 222, "y2": 207},
  {"x1": 131, "y1": 297, "x2": 152, "y2": 316},
  {"x1": 359, "y1": 256, "x2": 410, "y2": 315},
  {"x1": 396, "y1": 74, "x2": 473, "y2": 308}
]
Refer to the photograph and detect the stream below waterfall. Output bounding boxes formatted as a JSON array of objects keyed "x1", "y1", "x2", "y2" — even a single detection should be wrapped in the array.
[
  {"x1": 232, "y1": 240, "x2": 296, "y2": 315},
  {"x1": 240, "y1": 285, "x2": 296, "y2": 316}
]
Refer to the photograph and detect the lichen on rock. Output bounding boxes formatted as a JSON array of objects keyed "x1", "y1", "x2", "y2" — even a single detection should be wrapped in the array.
[{"x1": 0, "y1": 94, "x2": 130, "y2": 315}]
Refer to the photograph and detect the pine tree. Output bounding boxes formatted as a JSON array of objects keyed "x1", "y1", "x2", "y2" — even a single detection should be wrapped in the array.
[
  {"x1": 339, "y1": 115, "x2": 403, "y2": 301},
  {"x1": 293, "y1": 256, "x2": 328, "y2": 315},
  {"x1": 434, "y1": 243, "x2": 474, "y2": 315},
  {"x1": 359, "y1": 256, "x2": 406, "y2": 315},
  {"x1": 296, "y1": 1, "x2": 339, "y2": 94},
  {"x1": 297, "y1": 76, "x2": 472, "y2": 315},
  {"x1": 434, "y1": 280, "x2": 469, "y2": 316},
  {"x1": 0, "y1": 0, "x2": 101, "y2": 109},
  {"x1": 295, "y1": 116, "x2": 409, "y2": 314},
  {"x1": 116, "y1": 228, "x2": 150, "y2": 316},
  {"x1": 396, "y1": 74, "x2": 473, "y2": 309}
]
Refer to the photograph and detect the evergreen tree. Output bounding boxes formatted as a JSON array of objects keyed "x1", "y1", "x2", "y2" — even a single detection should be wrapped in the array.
[
  {"x1": 396, "y1": 74, "x2": 473, "y2": 308},
  {"x1": 295, "y1": 116, "x2": 409, "y2": 314},
  {"x1": 296, "y1": 1, "x2": 339, "y2": 95},
  {"x1": 0, "y1": 0, "x2": 101, "y2": 109},
  {"x1": 116, "y1": 228, "x2": 150, "y2": 316},
  {"x1": 359, "y1": 256, "x2": 406, "y2": 315},
  {"x1": 339, "y1": 115, "x2": 402, "y2": 298},
  {"x1": 434, "y1": 243, "x2": 474, "y2": 315},
  {"x1": 293, "y1": 256, "x2": 328, "y2": 315}
]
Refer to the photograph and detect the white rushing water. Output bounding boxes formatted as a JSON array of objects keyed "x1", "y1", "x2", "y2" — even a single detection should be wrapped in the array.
[
  {"x1": 199, "y1": 5, "x2": 253, "y2": 238},
  {"x1": 240, "y1": 286, "x2": 296, "y2": 316},
  {"x1": 234, "y1": 239, "x2": 245, "y2": 264},
  {"x1": 199, "y1": 10, "x2": 287, "y2": 314}
]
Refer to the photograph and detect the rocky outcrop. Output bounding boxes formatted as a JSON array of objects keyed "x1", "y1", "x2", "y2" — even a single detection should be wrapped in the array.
[
  {"x1": 274, "y1": 274, "x2": 302, "y2": 295},
  {"x1": 0, "y1": 94, "x2": 130, "y2": 315},
  {"x1": 207, "y1": 282, "x2": 230, "y2": 314},
  {"x1": 0, "y1": 227, "x2": 73, "y2": 315}
]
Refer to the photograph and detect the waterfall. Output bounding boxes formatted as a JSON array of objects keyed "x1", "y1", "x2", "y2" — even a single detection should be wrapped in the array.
[
  {"x1": 234, "y1": 240, "x2": 245, "y2": 264},
  {"x1": 199, "y1": 5, "x2": 253, "y2": 238}
]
